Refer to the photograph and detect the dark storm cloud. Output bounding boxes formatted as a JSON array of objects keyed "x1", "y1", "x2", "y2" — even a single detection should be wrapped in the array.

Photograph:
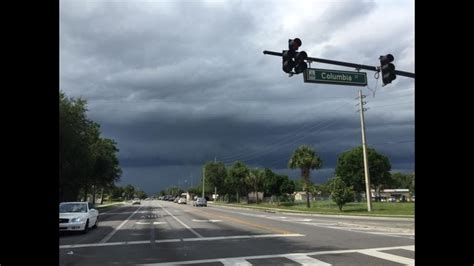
[{"x1": 61, "y1": 0, "x2": 414, "y2": 194}]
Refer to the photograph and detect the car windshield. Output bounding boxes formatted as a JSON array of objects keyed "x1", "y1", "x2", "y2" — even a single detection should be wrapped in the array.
[{"x1": 60, "y1": 203, "x2": 87, "y2": 213}]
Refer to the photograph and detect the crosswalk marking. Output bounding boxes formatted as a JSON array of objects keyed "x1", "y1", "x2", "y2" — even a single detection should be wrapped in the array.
[
  {"x1": 285, "y1": 254, "x2": 331, "y2": 266},
  {"x1": 358, "y1": 250, "x2": 414, "y2": 265},
  {"x1": 137, "y1": 245, "x2": 414, "y2": 265},
  {"x1": 220, "y1": 258, "x2": 252, "y2": 265}
]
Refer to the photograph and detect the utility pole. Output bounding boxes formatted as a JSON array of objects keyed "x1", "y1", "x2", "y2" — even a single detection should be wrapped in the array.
[
  {"x1": 202, "y1": 166, "x2": 205, "y2": 198},
  {"x1": 357, "y1": 89, "x2": 372, "y2": 212}
]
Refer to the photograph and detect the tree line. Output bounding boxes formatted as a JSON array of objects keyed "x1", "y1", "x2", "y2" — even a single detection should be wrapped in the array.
[
  {"x1": 161, "y1": 144, "x2": 414, "y2": 211},
  {"x1": 60, "y1": 91, "x2": 122, "y2": 203}
]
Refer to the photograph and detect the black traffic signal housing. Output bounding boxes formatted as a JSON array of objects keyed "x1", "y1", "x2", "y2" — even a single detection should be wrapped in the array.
[
  {"x1": 379, "y1": 54, "x2": 396, "y2": 85},
  {"x1": 282, "y1": 38, "x2": 307, "y2": 75},
  {"x1": 294, "y1": 51, "x2": 308, "y2": 74},
  {"x1": 282, "y1": 49, "x2": 296, "y2": 73}
]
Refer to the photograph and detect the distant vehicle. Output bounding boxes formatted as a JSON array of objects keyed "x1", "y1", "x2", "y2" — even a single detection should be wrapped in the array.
[
  {"x1": 178, "y1": 197, "x2": 187, "y2": 204},
  {"x1": 193, "y1": 197, "x2": 207, "y2": 207},
  {"x1": 132, "y1": 198, "x2": 141, "y2": 205},
  {"x1": 173, "y1": 197, "x2": 180, "y2": 203},
  {"x1": 59, "y1": 202, "x2": 99, "y2": 234}
]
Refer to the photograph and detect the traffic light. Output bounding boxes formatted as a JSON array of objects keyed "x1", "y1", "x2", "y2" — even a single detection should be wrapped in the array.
[
  {"x1": 282, "y1": 49, "x2": 296, "y2": 73},
  {"x1": 379, "y1": 54, "x2": 396, "y2": 85},
  {"x1": 282, "y1": 38, "x2": 307, "y2": 75},
  {"x1": 294, "y1": 51, "x2": 308, "y2": 74},
  {"x1": 288, "y1": 38, "x2": 302, "y2": 50}
]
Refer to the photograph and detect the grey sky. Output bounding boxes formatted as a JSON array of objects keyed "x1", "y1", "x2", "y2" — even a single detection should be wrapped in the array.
[{"x1": 60, "y1": 0, "x2": 414, "y2": 195}]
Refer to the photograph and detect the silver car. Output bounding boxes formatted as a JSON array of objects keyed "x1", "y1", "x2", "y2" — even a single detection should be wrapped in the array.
[{"x1": 193, "y1": 197, "x2": 207, "y2": 207}]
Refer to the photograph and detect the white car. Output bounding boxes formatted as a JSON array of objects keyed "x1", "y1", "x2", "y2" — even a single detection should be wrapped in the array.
[
  {"x1": 132, "y1": 198, "x2": 141, "y2": 205},
  {"x1": 59, "y1": 202, "x2": 99, "y2": 233}
]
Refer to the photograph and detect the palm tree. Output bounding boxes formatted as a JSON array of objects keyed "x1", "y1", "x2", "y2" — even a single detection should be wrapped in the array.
[
  {"x1": 288, "y1": 145, "x2": 323, "y2": 208},
  {"x1": 246, "y1": 169, "x2": 264, "y2": 204}
]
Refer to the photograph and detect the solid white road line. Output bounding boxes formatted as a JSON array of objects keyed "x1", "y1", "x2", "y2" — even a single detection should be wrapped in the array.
[
  {"x1": 358, "y1": 250, "x2": 414, "y2": 265},
  {"x1": 192, "y1": 219, "x2": 222, "y2": 223},
  {"x1": 182, "y1": 233, "x2": 304, "y2": 242},
  {"x1": 285, "y1": 254, "x2": 331, "y2": 266},
  {"x1": 220, "y1": 258, "x2": 252, "y2": 265},
  {"x1": 60, "y1": 233, "x2": 304, "y2": 249},
  {"x1": 158, "y1": 203, "x2": 203, "y2": 238},
  {"x1": 401, "y1": 245, "x2": 415, "y2": 251},
  {"x1": 99, "y1": 206, "x2": 142, "y2": 243},
  {"x1": 60, "y1": 239, "x2": 178, "y2": 249}
]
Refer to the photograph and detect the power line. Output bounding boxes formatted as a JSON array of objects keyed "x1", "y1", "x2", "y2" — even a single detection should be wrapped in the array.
[{"x1": 218, "y1": 100, "x2": 353, "y2": 161}]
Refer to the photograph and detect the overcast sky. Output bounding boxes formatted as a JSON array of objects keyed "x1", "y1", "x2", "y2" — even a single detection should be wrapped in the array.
[{"x1": 60, "y1": 0, "x2": 414, "y2": 195}]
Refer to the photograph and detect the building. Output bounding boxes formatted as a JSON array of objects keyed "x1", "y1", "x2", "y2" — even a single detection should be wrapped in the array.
[
  {"x1": 294, "y1": 191, "x2": 313, "y2": 201},
  {"x1": 369, "y1": 189, "x2": 413, "y2": 202},
  {"x1": 247, "y1": 192, "x2": 264, "y2": 203}
]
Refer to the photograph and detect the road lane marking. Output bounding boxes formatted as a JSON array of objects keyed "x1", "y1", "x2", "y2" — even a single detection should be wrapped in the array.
[
  {"x1": 59, "y1": 233, "x2": 304, "y2": 249},
  {"x1": 358, "y1": 250, "x2": 414, "y2": 265},
  {"x1": 158, "y1": 203, "x2": 203, "y2": 238},
  {"x1": 136, "y1": 245, "x2": 414, "y2": 265},
  {"x1": 137, "y1": 222, "x2": 151, "y2": 225},
  {"x1": 61, "y1": 239, "x2": 177, "y2": 249},
  {"x1": 153, "y1": 222, "x2": 167, "y2": 225},
  {"x1": 99, "y1": 206, "x2": 142, "y2": 244},
  {"x1": 192, "y1": 219, "x2": 222, "y2": 223},
  {"x1": 183, "y1": 233, "x2": 304, "y2": 242},
  {"x1": 199, "y1": 210, "x2": 295, "y2": 235},
  {"x1": 101, "y1": 211, "x2": 150, "y2": 215},
  {"x1": 285, "y1": 254, "x2": 331, "y2": 266},
  {"x1": 298, "y1": 222, "x2": 414, "y2": 239},
  {"x1": 209, "y1": 206, "x2": 413, "y2": 236},
  {"x1": 220, "y1": 258, "x2": 252, "y2": 265}
]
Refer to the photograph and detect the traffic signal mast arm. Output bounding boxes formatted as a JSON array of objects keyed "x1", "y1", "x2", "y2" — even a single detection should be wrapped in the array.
[{"x1": 263, "y1": 50, "x2": 414, "y2": 79}]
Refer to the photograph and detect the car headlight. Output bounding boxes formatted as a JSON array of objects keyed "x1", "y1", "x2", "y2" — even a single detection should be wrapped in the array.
[{"x1": 70, "y1": 217, "x2": 83, "y2": 223}]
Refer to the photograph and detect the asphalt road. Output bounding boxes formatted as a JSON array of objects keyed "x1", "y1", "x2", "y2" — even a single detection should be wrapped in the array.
[{"x1": 59, "y1": 200, "x2": 414, "y2": 265}]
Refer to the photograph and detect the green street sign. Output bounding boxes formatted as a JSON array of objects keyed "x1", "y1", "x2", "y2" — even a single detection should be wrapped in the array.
[{"x1": 304, "y1": 68, "x2": 367, "y2": 86}]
